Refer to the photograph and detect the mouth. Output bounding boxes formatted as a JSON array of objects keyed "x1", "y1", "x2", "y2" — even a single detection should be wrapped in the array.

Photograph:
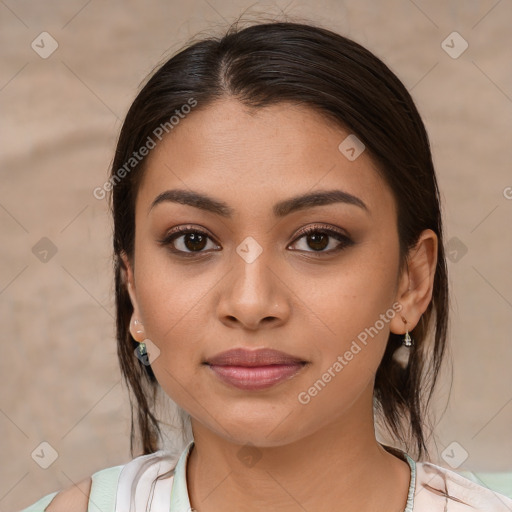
[{"x1": 204, "y1": 348, "x2": 308, "y2": 391}]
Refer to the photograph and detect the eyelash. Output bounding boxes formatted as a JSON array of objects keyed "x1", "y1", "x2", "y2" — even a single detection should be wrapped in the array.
[{"x1": 158, "y1": 224, "x2": 353, "y2": 258}]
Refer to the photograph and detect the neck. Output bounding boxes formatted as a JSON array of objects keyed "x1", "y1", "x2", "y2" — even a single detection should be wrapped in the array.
[{"x1": 185, "y1": 385, "x2": 412, "y2": 512}]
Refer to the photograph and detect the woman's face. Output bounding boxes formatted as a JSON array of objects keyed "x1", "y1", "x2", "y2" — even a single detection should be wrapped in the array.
[{"x1": 124, "y1": 98, "x2": 409, "y2": 447}]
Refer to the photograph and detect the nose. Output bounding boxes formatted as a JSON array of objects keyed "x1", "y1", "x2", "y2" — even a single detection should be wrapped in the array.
[{"x1": 216, "y1": 253, "x2": 291, "y2": 331}]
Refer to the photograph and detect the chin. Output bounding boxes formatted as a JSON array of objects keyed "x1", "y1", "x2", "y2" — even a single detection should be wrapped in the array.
[{"x1": 200, "y1": 407, "x2": 314, "y2": 449}]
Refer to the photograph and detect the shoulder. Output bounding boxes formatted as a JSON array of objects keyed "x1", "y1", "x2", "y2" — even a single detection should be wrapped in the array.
[
  {"x1": 414, "y1": 460, "x2": 512, "y2": 511},
  {"x1": 31, "y1": 464, "x2": 124, "y2": 512},
  {"x1": 21, "y1": 449, "x2": 185, "y2": 512},
  {"x1": 44, "y1": 476, "x2": 92, "y2": 512}
]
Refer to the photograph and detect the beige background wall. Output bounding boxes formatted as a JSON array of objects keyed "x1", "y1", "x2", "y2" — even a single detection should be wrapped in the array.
[{"x1": 1, "y1": 0, "x2": 511, "y2": 510}]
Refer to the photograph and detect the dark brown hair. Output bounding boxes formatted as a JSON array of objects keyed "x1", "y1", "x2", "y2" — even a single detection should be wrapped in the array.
[{"x1": 108, "y1": 18, "x2": 449, "y2": 460}]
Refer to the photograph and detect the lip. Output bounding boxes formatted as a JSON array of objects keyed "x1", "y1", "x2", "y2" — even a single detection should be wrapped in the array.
[{"x1": 205, "y1": 348, "x2": 307, "y2": 391}]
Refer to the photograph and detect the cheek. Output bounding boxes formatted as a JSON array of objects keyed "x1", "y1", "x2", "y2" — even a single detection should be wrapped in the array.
[
  {"x1": 304, "y1": 242, "x2": 400, "y2": 343},
  {"x1": 295, "y1": 240, "x2": 401, "y2": 411},
  {"x1": 134, "y1": 237, "x2": 215, "y2": 339},
  {"x1": 132, "y1": 246, "x2": 222, "y2": 400},
  {"x1": 290, "y1": 257, "x2": 399, "y2": 432},
  {"x1": 135, "y1": 268, "x2": 206, "y2": 412}
]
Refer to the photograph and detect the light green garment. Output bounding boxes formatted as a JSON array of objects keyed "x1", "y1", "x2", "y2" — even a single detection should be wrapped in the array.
[{"x1": 18, "y1": 465, "x2": 123, "y2": 512}]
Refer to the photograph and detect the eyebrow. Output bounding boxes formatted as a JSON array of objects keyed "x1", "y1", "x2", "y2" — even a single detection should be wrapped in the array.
[{"x1": 149, "y1": 188, "x2": 369, "y2": 218}]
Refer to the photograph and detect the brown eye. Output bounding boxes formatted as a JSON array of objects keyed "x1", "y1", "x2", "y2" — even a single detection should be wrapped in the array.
[
  {"x1": 289, "y1": 226, "x2": 353, "y2": 254},
  {"x1": 181, "y1": 232, "x2": 208, "y2": 252},
  {"x1": 304, "y1": 232, "x2": 329, "y2": 251},
  {"x1": 159, "y1": 227, "x2": 220, "y2": 255}
]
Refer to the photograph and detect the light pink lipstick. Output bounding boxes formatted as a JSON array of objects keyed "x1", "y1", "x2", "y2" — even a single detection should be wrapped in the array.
[{"x1": 205, "y1": 348, "x2": 306, "y2": 391}]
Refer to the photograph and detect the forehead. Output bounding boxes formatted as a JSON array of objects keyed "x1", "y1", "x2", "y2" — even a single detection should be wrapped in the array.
[{"x1": 136, "y1": 98, "x2": 395, "y2": 219}]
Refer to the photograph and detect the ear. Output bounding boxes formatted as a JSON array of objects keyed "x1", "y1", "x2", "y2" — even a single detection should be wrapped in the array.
[
  {"x1": 120, "y1": 251, "x2": 145, "y2": 342},
  {"x1": 390, "y1": 229, "x2": 438, "y2": 335}
]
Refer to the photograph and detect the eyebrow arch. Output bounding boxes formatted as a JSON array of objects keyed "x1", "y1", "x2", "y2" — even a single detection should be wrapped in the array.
[{"x1": 149, "y1": 188, "x2": 369, "y2": 218}]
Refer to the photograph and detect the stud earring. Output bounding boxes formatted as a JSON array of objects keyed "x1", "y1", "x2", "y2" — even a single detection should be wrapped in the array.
[
  {"x1": 133, "y1": 319, "x2": 144, "y2": 335},
  {"x1": 130, "y1": 317, "x2": 146, "y2": 342}
]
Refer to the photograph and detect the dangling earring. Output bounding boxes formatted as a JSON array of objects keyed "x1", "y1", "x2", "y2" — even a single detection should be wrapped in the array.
[
  {"x1": 137, "y1": 341, "x2": 147, "y2": 357},
  {"x1": 130, "y1": 318, "x2": 148, "y2": 362},
  {"x1": 401, "y1": 316, "x2": 413, "y2": 347},
  {"x1": 393, "y1": 316, "x2": 414, "y2": 368}
]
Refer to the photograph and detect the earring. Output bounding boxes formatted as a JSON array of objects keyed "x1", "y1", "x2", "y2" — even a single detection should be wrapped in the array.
[
  {"x1": 131, "y1": 318, "x2": 147, "y2": 361},
  {"x1": 132, "y1": 318, "x2": 145, "y2": 336},
  {"x1": 137, "y1": 341, "x2": 147, "y2": 357},
  {"x1": 401, "y1": 316, "x2": 414, "y2": 347},
  {"x1": 130, "y1": 318, "x2": 146, "y2": 341}
]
